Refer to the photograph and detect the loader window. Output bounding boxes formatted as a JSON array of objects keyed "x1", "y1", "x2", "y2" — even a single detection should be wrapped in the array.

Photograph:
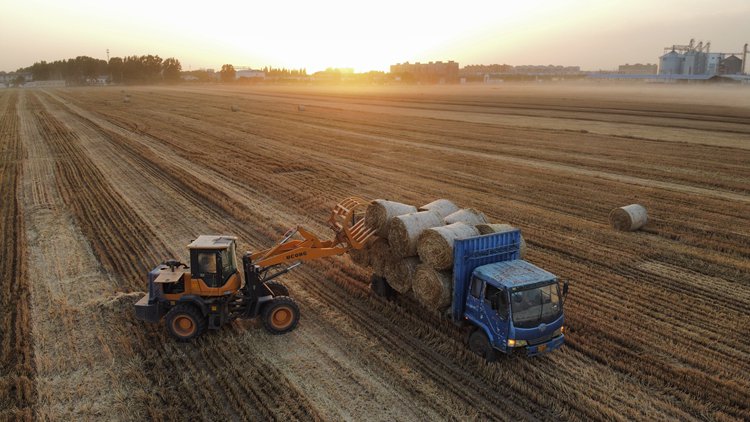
[{"x1": 198, "y1": 253, "x2": 217, "y2": 274}]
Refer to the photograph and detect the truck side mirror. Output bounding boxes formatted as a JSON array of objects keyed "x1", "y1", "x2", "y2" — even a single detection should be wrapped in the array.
[{"x1": 563, "y1": 280, "x2": 569, "y2": 296}]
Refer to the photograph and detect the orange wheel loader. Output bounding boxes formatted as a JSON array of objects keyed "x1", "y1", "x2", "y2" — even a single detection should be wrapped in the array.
[{"x1": 134, "y1": 198, "x2": 375, "y2": 341}]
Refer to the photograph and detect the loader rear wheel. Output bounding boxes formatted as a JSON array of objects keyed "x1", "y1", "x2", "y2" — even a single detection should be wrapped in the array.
[
  {"x1": 262, "y1": 296, "x2": 300, "y2": 335},
  {"x1": 469, "y1": 330, "x2": 497, "y2": 362},
  {"x1": 166, "y1": 304, "x2": 206, "y2": 342},
  {"x1": 265, "y1": 281, "x2": 289, "y2": 297}
]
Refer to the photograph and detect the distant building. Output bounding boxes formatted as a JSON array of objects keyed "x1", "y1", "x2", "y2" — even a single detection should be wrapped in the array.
[
  {"x1": 659, "y1": 39, "x2": 747, "y2": 75},
  {"x1": 720, "y1": 55, "x2": 743, "y2": 75},
  {"x1": 618, "y1": 63, "x2": 657, "y2": 74},
  {"x1": 235, "y1": 69, "x2": 265, "y2": 79},
  {"x1": 390, "y1": 61, "x2": 459, "y2": 83}
]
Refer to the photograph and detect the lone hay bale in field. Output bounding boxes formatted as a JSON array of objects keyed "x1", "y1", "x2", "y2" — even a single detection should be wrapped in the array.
[
  {"x1": 388, "y1": 210, "x2": 444, "y2": 258},
  {"x1": 230, "y1": 105, "x2": 240, "y2": 112},
  {"x1": 609, "y1": 204, "x2": 648, "y2": 231},
  {"x1": 476, "y1": 223, "x2": 528, "y2": 258},
  {"x1": 418, "y1": 222, "x2": 480, "y2": 270},
  {"x1": 298, "y1": 105, "x2": 306, "y2": 111},
  {"x1": 369, "y1": 237, "x2": 393, "y2": 276},
  {"x1": 365, "y1": 199, "x2": 418, "y2": 238},
  {"x1": 413, "y1": 265, "x2": 453, "y2": 310},
  {"x1": 418, "y1": 199, "x2": 460, "y2": 219},
  {"x1": 444, "y1": 208, "x2": 488, "y2": 225},
  {"x1": 384, "y1": 257, "x2": 420, "y2": 294}
]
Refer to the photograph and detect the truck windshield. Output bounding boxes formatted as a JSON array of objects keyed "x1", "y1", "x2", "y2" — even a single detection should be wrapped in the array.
[{"x1": 510, "y1": 282, "x2": 561, "y2": 328}]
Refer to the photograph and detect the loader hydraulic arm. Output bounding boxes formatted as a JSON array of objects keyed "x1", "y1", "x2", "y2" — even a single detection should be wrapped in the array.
[{"x1": 250, "y1": 197, "x2": 376, "y2": 270}]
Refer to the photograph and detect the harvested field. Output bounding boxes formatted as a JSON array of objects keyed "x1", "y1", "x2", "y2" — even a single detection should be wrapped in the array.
[{"x1": 1, "y1": 83, "x2": 749, "y2": 420}]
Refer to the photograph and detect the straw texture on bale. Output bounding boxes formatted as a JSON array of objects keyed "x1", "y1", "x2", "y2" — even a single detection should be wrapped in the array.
[
  {"x1": 444, "y1": 208, "x2": 488, "y2": 225},
  {"x1": 413, "y1": 265, "x2": 453, "y2": 310},
  {"x1": 417, "y1": 222, "x2": 480, "y2": 270},
  {"x1": 387, "y1": 211, "x2": 444, "y2": 258},
  {"x1": 369, "y1": 238, "x2": 393, "y2": 276},
  {"x1": 609, "y1": 204, "x2": 648, "y2": 231},
  {"x1": 365, "y1": 200, "x2": 418, "y2": 237},
  {"x1": 418, "y1": 199, "x2": 460, "y2": 219},
  {"x1": 384, "y1": 257, "x2": 420, "y2": 294},
  {"x1": 475, "y1": 223, "x2": 528, "y2": 258},
  {"x1": 348, "y1": 247, "x2": 371, "y2": 268}
]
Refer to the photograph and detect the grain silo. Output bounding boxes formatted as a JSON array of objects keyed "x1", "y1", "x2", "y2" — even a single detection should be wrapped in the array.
[{"x1": 659, "y1": 50, "x2": 683, "y2": 75}]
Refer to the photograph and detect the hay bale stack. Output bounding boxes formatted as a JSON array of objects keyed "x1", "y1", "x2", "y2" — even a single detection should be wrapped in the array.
[
  {"x1": 413, "y1": 265, "x2": 453, "y2": 310},
  {"x1": 417, "y1": 222, "x2": 479, "y2": 270},
  {"x1": 369, "y1": 238, "x2": 393, "y2": 276},
  {"x1": 476, "y1": 223, "x2": 527, "y2": 258},
  {"x1": 418, "y1": 199, "x2": 460, "y2": 218},
  {"x1": 609, "y1": 204, "x2": 648, "y2": 231},
  {"x1": 388, "y1": 211, "x2": 444, "y2": 258},
  {"x1": 444, "y1": 208, "x2": 488, "y2": 225},
  {"x1": 384, "y1": 257, "x2": 420, "y2": 294},
  {"x1": 365, "y1": 200, "x2": 418, "y2": 237}
]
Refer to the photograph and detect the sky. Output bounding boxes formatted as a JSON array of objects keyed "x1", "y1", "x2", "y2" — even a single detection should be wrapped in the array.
[{"x1": 1, "y1": 0, "x2": 749, "y2": 73}]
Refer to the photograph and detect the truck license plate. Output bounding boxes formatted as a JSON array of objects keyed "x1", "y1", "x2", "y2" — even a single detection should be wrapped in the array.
[{"x1": 538, "y1": 344, "x2": 547, "y2": 352}]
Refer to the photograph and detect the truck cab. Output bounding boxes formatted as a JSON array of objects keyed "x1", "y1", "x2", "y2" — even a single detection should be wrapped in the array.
[
  {"x1": 465, "y1": 260, "x2": 565, "y2": 358},
  {"x1": 452, "y1": 230, "x2": 567, "y2": 360}
]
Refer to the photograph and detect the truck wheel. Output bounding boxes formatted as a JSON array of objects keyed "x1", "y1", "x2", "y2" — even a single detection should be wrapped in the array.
[
  {"x1": 265, "y1": 281, "x2": 289, "y2": 297},
  {"x1": 469, "y1": 330, "x2": 497, "y2": 362},
  {"x1": 262, "y1": 296, "x2": 300, "y2": 335},
  {"x1": 166, "y1": 303, "x2": 207, "y2": 342},
  {"x1": 370, "y1": 275, "x2": 394, "y2": 299}
]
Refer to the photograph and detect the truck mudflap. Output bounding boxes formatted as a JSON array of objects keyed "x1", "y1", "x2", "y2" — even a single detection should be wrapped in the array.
[
  {"x1": 526, "y1": 334, "x2": 565, "y2": 357},
  {"x1": 134, "y1": 293, "x2": 163, "y2": 323}
]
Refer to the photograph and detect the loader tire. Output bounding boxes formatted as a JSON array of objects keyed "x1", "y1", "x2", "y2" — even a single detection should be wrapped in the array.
[
  {"x1": 265, "y1": 280, "x2": 289, "y2": 297},
  {"x1": 262, "y1": 296, "x2": 300, "y2": 335},
  {"x1": 166, "y1": 303, "x2": 207, "y2": 342},
  {"x1": 469, "y1": 329, "x2": 497, "y2": 362}
]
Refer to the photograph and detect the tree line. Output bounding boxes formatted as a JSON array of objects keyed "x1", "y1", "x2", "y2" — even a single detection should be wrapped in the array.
[{"x1": 20, "y1": 55, "x2": 182, "y2": 85}]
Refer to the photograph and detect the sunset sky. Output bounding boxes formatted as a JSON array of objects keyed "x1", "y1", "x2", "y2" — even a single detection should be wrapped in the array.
[{"x1": 1, "y1": 0, "x2": 749, "y2": 73}]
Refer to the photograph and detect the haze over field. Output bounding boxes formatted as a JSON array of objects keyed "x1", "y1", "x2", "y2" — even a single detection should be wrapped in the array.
[{"x1": 1, "y1": 0, "x2": 749, "y2": 72}]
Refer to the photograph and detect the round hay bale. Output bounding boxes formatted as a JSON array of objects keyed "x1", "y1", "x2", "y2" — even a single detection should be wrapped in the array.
[
  {"x1": 348, "y1": 247, "x2": 371, "y2": 268},
  {"x1": 475, "y1": 223, "x2": 527, "y2": 258},
  {"x1": 609, "y1": 204, "x2": 648, "y2": 231},
  {"x1": 417, "y1": 222, "x2": 479, "y2": 270},
  {"x1": 365, "y1": 200, "x2": 418, "y2": 238},
  {"x1": 298, "y1": 105, "x2": 306, "y2": 111},
  {"x1": 231, "y1": 105, "x2": 240, "y2": 112},
  {"x1": 444, "y1": 208, "x2": 488, "y2": 225},
  {"x1": 418, "y1": 199, "x2": 460, "y2": 218},
  {"x1": 388, "y1": 211, "x2": 444, "y2": 258},
  {"x1": 413, "y1": 265, "x2": 452, "y2": 310},
  {"x1": 384, "y1": 257, "x2": 420, "y2": 294},
  {"x1": 370, "y1": 238, "x2": 393, "y2": 276}
]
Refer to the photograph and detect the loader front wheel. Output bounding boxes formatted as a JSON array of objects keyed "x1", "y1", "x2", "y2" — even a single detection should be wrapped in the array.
[
  {"x1": 264, "y1": 281, "x2": 289, "y2": 297},
  {"x1": 262, "y1": 296, "x2": 300, "y2": 335},
  {"x1": 166, "y1": 304, "x2": 206, "y2": 342}
]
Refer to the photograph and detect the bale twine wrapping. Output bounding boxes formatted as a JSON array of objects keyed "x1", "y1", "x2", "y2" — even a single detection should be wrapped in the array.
[
  {"x1": 384, "y1": 257, "x2": 420, "y2": 294},
  {"x1": 365, "y1": 200, "x2": 418, "y2": 238},
  {"x1": 369, "y1": 238, "x2": 393, "y2": 276},
  {"x1": 444, "y1": 208, "x2": 488, "y2": 225},
  {"x1": 418, "y1": 199, "x2": 460, "y2": 218},
  {"x1": 388, "y1": 210, "x2": 444, "y2": 258},
  {"x1": 609, "y1": 204, "x2": 648, "y2": 231},
  {"x1": 475, "y1": 223, "x2": 528, "y2": 258},
  {"x1": 413, "y1": 265, "x2": 453, "y2": 310},
  {"x1": 417, "y1": 222, "x2": 479, "y2": 270}
]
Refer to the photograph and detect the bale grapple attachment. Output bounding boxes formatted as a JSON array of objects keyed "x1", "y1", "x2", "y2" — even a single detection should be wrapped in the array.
[{"x1": 328, "y1": 197, "x2": 376, "y2": 249}]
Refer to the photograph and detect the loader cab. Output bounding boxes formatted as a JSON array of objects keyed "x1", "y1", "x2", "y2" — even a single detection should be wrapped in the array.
[{"x1": 188, "y1": 235, "x2": 241, "y2": 291}]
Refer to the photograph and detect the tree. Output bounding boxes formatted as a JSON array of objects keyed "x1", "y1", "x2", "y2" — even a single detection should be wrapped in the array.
[
  {"x1": 162, "y1": 57, "x2": 182, "y2": 83},
  {"x1": 108, "y1": 57, "x2": 124, "y2": 83},
  {"x1": 220, "y1": 64, "x2": 236, "y2": 82}
]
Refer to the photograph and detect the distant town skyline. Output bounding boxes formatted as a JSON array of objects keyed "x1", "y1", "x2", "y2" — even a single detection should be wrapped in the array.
[{"x1": 1, "y1": 0, "x2": 749, "y2": 73}]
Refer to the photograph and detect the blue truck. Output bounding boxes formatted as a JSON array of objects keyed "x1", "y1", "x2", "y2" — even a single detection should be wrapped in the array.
[{"x1": 374, "y1": 229, "x2": 568, "y2": 360}]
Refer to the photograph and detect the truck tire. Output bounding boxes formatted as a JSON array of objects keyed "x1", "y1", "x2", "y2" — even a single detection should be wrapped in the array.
[
  {"x1": 265, "y1": 280, "x2": 289, "y2": 297},
  {"x1": 166, "y1": 303, "x2": 207, "y2": 342},
  {"x1": 370, "y1": 275, "x2": 394, "y2": 299},
  {"x1": 469, "y1": 330, "x2": 497, "y2": 362},
  {"x1": 261, "y1": 296, "x2": 300, "y2": 335}
]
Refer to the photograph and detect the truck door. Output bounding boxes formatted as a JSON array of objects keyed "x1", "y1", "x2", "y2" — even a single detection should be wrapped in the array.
[
  {"x1": 483, "y1": 284, "x2": 508, "y2": 348},
  {"x1": 466, "y1": 276, "x2": 484, "y2": 319}
]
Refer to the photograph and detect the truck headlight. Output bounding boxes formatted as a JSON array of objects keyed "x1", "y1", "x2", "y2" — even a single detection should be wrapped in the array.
[
  {"x1": 553, "y1": 327, "x2": 563, "y2": 337},
  {"x1": 508, "y1": 339, "x2": 527, "y2": 347}
]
